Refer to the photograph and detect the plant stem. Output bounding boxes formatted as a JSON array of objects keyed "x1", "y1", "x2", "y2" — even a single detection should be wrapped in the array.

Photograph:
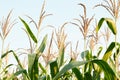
[
  {"x1": 82, "y1": 37, "x2": 87, "y2": 77},
  {"x1": 1, "y1": 39, "x2": 4, "y2": 58}
]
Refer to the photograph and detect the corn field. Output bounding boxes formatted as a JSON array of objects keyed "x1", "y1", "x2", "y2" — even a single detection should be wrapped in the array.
[{"x1": 0, "y1": 0, "x2": 120, "y2": 80}]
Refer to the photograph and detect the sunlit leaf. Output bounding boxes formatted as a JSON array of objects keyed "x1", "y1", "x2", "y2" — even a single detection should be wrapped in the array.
[
  {"x1": 92, "y1": 60, "x2": 116, "y2": 80},
  {"x1": 96, "y1": 18, "x2": 117, "y2": 35},
  {"x1": 37, "y1": 34, "x2": 47, "y2": 55},
  {"x1": 53, "y1": 60, "x2": 116, "y2": 80},
  {"x1": 53, "y1": 61, "x2": 88, "y2": 80},
  {"x1": 102, "y1": 42, "x2": 116, "y2": 61},
  {"x1": 19, "y1": 17, "x2": 38, "y2": 43},
  {"x1": 28, "y1": 54, "x2": 36, "y2": 78}
]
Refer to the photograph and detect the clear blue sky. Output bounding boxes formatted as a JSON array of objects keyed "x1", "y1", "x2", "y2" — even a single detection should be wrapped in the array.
[
  {"x1": 1, "y1": 0, "x2": 119, "y2": 65},
  {"x1": 0, "y1": 0, "x2": 113, "y2": 51}
]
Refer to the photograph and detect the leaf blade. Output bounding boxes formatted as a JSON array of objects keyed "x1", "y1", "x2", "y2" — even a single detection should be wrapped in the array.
[{"x1": 19, "y1": 17, "x2": 38, "y2": 43}]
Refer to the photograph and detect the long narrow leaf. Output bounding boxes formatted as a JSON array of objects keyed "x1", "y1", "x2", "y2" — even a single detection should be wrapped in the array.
[
  {"x1": 1, "y1": 50, "x2": 23, "y2": 68},
  {"x1": 96, "y1": 18, "x2": 117, "y2": 35},
  {"x1": 92, "y1": 60, "x2": 116, "y2": 80},
  {"x1": 53, "y1": 61, "x2": 88, "y2": 80},
  {"x1": 102, "y1": 42, "x2": 115, "y2": 61},
  {"x1": 57, "y1": 46, "x2": 65, "y2": 68},
  {"x1": 37, "y1": 34, "x2": 47, "y2": 55},
  {"x1": 19, "y1": 17, "x2": 38, "y2": 43},
  {"x1": 53, "y1": 60, "x2": 116, "y2": 80},
  {"x1": 72, "y1": 68, "x2": 83, "y2": 80},
  {"x1": 0, "y1": 64, "x2": 13, "y2": 74},
  {"x1": 105, "y1": 18, "x2": 117, "y2": 35},
  {"x1": 7, "y1": 69, "x2": 27, "y2": 80},
  {"x1": 28, "y1": 54, "x2": 36, "y2": 79},
  {"x1": 39, "y1": 63, "x2": 46, "y2": 74},
  {"x1": 96, "y1": 18, "x2": 105, "y2": 32}
]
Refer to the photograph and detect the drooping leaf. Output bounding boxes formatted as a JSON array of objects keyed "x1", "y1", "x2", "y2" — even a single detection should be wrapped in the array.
[
  {"x1": 53, "y1": 61, "x2": 88, "y2": 80},
  {"x1": 0, "y1": 64, "x2": 13, "y2": 74},
  {"x1": 7, "y1": 69, "x2": 27, "y2": 80},
  {"x1": 105, "y1": 18, "x2": 117, "y2": 35},
  {"x1": 92, "y1": 60, "x2": 116, "y2": 80},
  {"x1": 19, "y1": 17, "x2": 38, "y2": 43},
  {"x1": 96, "y1": 18, "x2": 117, "y2": 35},
  {"x1": 53, "y1": 59, "x2": 116, "y2": 80},
  {"x1": 96, "y1": 18, "x2": 105, "y2": 32},
  {"x1": 1, "y1": 50, "x2": 23, "y2": 68},
  {"x1": 102, "y1": 42, "x2": 116, "y2": 61}
]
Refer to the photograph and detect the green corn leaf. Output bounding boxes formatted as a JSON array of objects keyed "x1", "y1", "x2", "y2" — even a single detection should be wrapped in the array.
[
  {"x1": 109, "y1": 57, "x2": 120, "y2": 79},
  {"x1": 19, "y1": 17, "x2": 38, "y2": 43},
  {"x1": 28, "y1": 54, "x2": 36, "y2": 78},
  {"x1": 96, "y1": 18, "x2": 105, "y2": 32},
  {"x1": 7, "y1": 69, "x2": 27, "y2": 80},
  {"x1": 97, "y1": 47, "x2": 103, "y2": 57},
  {"x1": 96, "y1": 18, "x2": 117, "y2": 35},
  {"x1": 1, "y1": 50, "x2": 30, "y2": 80},
  {"x1": 33, "y1": 57, "x2": 39, "y2": 80},
  {"x1": 37, "y1": 35, "x2": 47, "y2": 55},
  {"x1": 81, "y1": 50, "x2": 90, "y2": 60},
  {"x1": 53, "y1": 61, "x2": 88, "y2": 80},
  {"x1": 92, "y1": 60, "x2": 116, "y2": 80},
  {"x1": 93, "y1": 71, "x2": 100, "y2": 80},
  {"x1": 57, "y1": 46, "x2": 65, "y2": 68},
  {"x1": 84, "y1": 72, "x2": 92, "y2": 80},
  {"x1": 0, "y1": 64, "x2": 13, "y2": 74},
  {"x1": 105, "y1": 18, "x2": 117, "y2": 35},
  {"x1": 53, "y1": 60, "x2": 116, "y2": 80},
  {"x1": 50, "y1": 60, "x2": 59, "y2": 78},
  {"x1": 28, "y1": 54, "x2": 39, "y2": 80},
  {"x1": 72, "y1": 68, "x2": 83, "y2": 80},
  {"x1": 39, "y1": 63, "x2": 46, "y2": 74},
  {"x1": 1, "y1": 50, "x2": 23, "y2": 68},
  {"x1": 102, "y1": 42, "x2": 116, "y2": 61}
]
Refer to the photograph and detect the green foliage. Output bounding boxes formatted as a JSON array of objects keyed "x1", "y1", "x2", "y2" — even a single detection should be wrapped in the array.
[
  {"x1": 19, "y1": 17, "x2": 38, "y2": 43},
  {"x1": 53, "y1": 61, "x2": 88, "y2": 80},
  {"x1": 50, "y1": 60, "x2": 59, "y2": 78},
  {"x1": 0, "y1": 0, "x2": 120, "y2": 80},
  {"x1": 36, "y1": 34, "x2": 47, "y2": 56},
  {"x1": 96, "y1": 18, "x2": 117, "y2": 35}
]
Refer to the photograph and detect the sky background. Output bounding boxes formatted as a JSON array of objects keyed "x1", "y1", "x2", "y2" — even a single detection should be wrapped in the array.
[
  {"x1": 1, "y1": 0, "x2": 120, "y2": 67},
  {"x1": 0, "y1": 0, "x2": 116, "y2": 54}
]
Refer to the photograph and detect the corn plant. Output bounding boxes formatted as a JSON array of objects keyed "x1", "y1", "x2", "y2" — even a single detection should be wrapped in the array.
[
  {"x1": 95, "y1": 1, "x2": 120, "y2": 79},
  {"x1": 0, "y1": 0, "x2": 120, "y2": 80},
  {"x1": 0, "y1": 10, "x2": 17, "y2": 79}
]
